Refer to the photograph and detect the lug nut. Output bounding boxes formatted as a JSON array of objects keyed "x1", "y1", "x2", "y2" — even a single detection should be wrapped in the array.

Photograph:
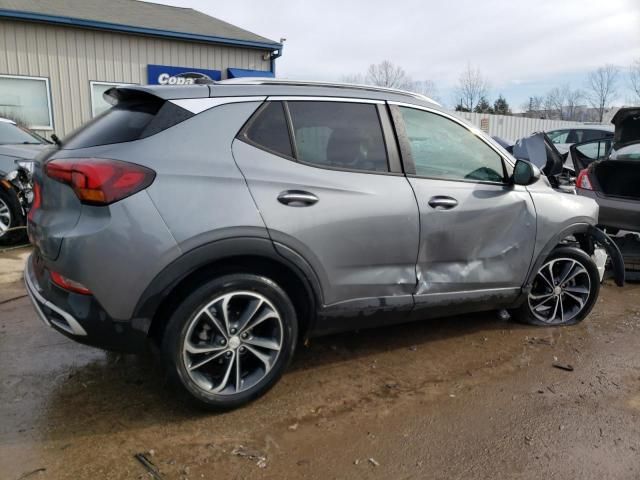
[
  {"x1": 239, "y1": 346, "x2": 245, "y2": 352},
  {"x1": 241, "y1": 332, "x2": 248, "y2": 339},
  {"x1": 230, "y1": 328, "x2": 237, "y2": 334},
  {"x1": 226, "y1": 351, "x2": 232, "y2": 357},
  {"x1": 219, "y1": 339, "x2": 226, "y2": 345}
]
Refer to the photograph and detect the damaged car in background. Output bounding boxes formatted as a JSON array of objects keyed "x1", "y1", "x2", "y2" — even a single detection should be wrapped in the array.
[
  {"x1": 24, "y1": 80, "x2": 624, "y2": 409},
  {"x1": 572, "y1": 107, "x2": 640, "y2": 275},
  {"x1": 0, "y1": 118, "x2": 50, "y2": 245}
]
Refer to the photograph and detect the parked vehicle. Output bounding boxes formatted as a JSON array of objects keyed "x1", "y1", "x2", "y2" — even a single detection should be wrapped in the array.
[
  {"x1": 25, "y1": 80, "x2": 624, "y2": 409},
  {"x1": 0, "y1": 118, "x2": 50, "y2": 245},
  {"x1": 547, "y1": 126, "x2": 614, "y2": 155},
  {"x1": 573, "y1": 107, "x2": 640, "y2": 233}
]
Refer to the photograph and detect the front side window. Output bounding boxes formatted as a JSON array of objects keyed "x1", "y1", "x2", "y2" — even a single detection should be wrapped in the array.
[
  {"x1": 0, "y1": 121, "x2": 45, "y2": 145},
  {"x1": 0, "y1": 75, "x2": 53, "y2": 130},
  {"x1": 399, "y1": 107, "x2": 505, "y2": 182},
  {"x1": 288, "y1": 102, "x2": 388, "y2": 172}
]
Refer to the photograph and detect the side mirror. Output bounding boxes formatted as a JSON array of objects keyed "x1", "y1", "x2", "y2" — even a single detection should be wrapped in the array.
[{"x1": 512, "y1": 159, "x2": 541, "y2": 186}]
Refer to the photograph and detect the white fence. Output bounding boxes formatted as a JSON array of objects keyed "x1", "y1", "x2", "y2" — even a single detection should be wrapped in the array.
[{"x1": 454, "y1": 112, "x2": 593, "y2": 143}]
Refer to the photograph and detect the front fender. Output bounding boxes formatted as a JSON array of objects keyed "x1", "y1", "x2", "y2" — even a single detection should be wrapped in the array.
[{"x1": 586, "y1": 226, "x2": 625, "y2": 287}]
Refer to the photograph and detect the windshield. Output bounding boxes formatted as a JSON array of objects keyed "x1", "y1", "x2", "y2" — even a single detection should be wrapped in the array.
[{"x1": 0, "y1": 122, "x2": 45, "y2": 145}]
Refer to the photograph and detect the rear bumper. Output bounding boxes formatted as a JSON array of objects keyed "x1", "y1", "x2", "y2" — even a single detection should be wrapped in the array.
[
  {"x1": 24, "y1": 252, "x2": 148, "y2": 352},
  {"x1": 579, "y1": 189, "x2": 640, "y2": 232}
]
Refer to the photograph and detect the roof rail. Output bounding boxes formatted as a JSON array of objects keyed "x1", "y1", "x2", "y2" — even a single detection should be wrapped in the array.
[{"x1": 215, "y1": 78, "x2": 441, "y2": 105}]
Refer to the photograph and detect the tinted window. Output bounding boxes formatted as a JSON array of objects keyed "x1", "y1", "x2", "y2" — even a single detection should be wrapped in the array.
[
  {"x1": 582, "y1": 129, "x2": 613, "y2": 142},
  {"x1": 243, "y1": 102, "x2": 292, "y2": 157},
  {"x1": 288, "y1": 102, "x2": 388, "y2": 172},
  {"x1": 63, "y1": 100, "x2": 192, "y2": 149},
  {"x1": 547, "y1": 130, "x2": 570, "y2": 144},
  {"x1": 399, "y1": 107, "x2": 504, "y2": 182}
]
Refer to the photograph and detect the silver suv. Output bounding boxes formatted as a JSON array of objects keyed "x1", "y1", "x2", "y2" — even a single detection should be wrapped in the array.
[{"x1": 25, "y1": 79, "x2": 621, "y2": 409}]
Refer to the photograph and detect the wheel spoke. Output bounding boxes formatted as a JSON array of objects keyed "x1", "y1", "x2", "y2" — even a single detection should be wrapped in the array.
[
  {"x1": 564, "y1": 285, "x2": 589, "y2": 295},
  {"x1": 235, "y1": 351, "x2": 242, "y2": 392},
  {"x1": 219, "y1": 295, "x2": 233, "y2": 337},
  {"x1": 563, "y1": 266, "x2": 587, "y2": 284},
  {"x1": 236, "y1": 297, "x2": 263, "y2": 333},
  {"x1": 559, "y1": 295, "x2": 565, "y2": 323},
  {"x1": 188, "y1": 349, "x2": 227, "y2": 371},
  {"x1": 202, "y1": 309, "x2": 228, "y2": 340},
  {"x1": 557, "y1": 260, "x2": 576, "y2": 285},
  {"x1": 211, "y1": 351, "x2": 236, "y2": 393},
  {"x1": 244, "y1": 336, "x2": 281, "y2": 351},
  {"x1": 241, "y1": 306, "x2": 277, "y2": 334},
  {"x1": 532, "y1": 294, "x2": 555, "y2": 310},
  {"x1": 550, "y1": 296, "x2": 560, "y2": 322},
  {"x1": 245, "y1": 344, "x2": 272, "y2": 370},
  {"x1": 564, "y1": 291, "x2": 585, "y2": 308},
  {"x1": 185, "y1": 341, "x2": 226, "y2": 355},
  {"x1": 538, "y1": 266, "x2": 554, "y2": 289}
]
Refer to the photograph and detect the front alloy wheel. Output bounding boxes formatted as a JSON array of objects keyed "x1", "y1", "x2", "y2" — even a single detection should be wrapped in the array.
[{"x1": 515, "y1": 247, "x2": 600, "y2": 326}]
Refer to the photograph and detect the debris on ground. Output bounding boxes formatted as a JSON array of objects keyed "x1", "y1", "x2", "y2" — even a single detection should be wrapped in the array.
[
  {"x1": 408, "y1": 345, "x2": 418, "y2": 351},
  {"x1": 16, "y1": 468, "x2": 46, "y2": 480},
  {"x1": 368, "y1": 457, "x2": 380, "y2": 467},
  {"x1": 288, "y1": 423, "x2": 299, "y2": 431},
  {"x1": 134, "y1": 453, "x2": 164, "y2": 480},
  {"x1": 231, "y1": 445, "x2": 268, "y2": 468},
  {"x1": 552, "y1": 362, "x2": 574, "y2": 372},
  {"x1": 497, "y1": 309, "x2": 511, "y2": 321}
]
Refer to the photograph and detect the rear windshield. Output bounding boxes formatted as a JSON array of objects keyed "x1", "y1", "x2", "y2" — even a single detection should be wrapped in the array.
[
  {"x1": 62, "y1": 99, "x2": 193, "y2": 149},
  {"x1": 0, "y1": 122, "x2": 45, "y2": 145}
]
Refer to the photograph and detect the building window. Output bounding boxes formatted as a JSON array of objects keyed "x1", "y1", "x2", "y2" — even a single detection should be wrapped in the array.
[
  {"x1": 90, "y1": 82, "x2": 128, "y2": 117},
  {"x1": 0, "y1": 75, "x2": 53, "y2": 130}
]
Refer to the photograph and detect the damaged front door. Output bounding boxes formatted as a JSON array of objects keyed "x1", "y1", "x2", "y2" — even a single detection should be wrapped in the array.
[{"x1": 391, "y1": 104, "x2": 537, "y2": 315}]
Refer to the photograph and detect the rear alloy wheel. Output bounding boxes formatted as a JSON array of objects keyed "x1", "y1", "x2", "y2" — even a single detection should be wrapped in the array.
[
  {"x1": 515, "y1": 247, "x2": 600, "y2": 326},
  {"x1": 0, "y1": 188, "x2": 26, "y2": 246},
  {"x1": 162, "y1": 273, "x2": 297, "y2": 409}
]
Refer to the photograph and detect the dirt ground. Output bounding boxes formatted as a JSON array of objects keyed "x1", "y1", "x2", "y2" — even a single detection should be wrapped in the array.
[{"x1": 2, "y1": 247, "x2": 640, "y2": 479}]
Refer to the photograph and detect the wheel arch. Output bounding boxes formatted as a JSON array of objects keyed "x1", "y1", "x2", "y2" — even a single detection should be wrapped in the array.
[{"x1": 134, "y1": 237, "x2": 322, "y2": 343}]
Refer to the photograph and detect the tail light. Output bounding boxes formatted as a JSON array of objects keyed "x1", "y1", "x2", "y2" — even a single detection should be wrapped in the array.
[
  {"x1": 45, "y1": 158, "x2": 155, "y2": 205},
  {"x1": 576, "y1": 169, "x2": 593, "y2": 190},
  {"x1": 27, "y1": 181, "x2": 41, "y2": 221},
  {"x1": 50, "y1": 271, "x2": 92, "y2": 295}
]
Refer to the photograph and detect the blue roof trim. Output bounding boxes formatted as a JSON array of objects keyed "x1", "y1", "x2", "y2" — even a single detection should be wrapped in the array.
[
  {"x1": 0, "y1": 9, "x2": 282, "y2": 51},
  {"x1": 227, "y1": 68, "x2": 275, "y2": 79}
]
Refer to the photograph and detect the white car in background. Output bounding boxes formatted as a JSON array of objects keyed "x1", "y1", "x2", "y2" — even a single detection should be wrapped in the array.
[{"x1": 546, "y1": 126, "x2": 614, "y2": 155}]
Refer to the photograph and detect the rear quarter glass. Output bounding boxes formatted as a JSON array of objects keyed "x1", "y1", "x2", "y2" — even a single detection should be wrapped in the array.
[{"x1": 62, "y1": 100, "x2": 193, "y2": 149}]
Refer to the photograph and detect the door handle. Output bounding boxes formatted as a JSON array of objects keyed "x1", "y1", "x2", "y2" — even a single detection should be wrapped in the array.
[
  {"x1": 428, "y1": 196, "x2": 458, "y2": 210},
  {"x1": 277, "y1": 190, "x2": 319, "y2": 207}
]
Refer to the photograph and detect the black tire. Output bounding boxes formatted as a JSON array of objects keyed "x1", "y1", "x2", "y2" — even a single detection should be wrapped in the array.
[
  {"x1": 0, "y1": 187, "x2": 27, "y2": 246},
  {"x1": 514, "y1": 247, "x2": 600, "y2": 327},
  {"x1": 161, "y1": 273, "x2": 298, "y2": 409}
]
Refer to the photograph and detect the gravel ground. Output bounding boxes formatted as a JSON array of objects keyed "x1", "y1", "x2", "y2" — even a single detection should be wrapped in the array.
[{"x1": 1, "y1": 250, "x2": 640, "y2": 479}]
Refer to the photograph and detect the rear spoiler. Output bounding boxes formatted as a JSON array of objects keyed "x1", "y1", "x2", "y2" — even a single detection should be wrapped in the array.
[{"x1": 104, "y1": 84, "x2": 210, "y2": 105}]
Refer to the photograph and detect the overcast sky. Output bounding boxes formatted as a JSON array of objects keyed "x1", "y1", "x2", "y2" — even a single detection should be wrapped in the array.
[{"x1": 145, "y1": 0, "x2": 640, "y2": 110}]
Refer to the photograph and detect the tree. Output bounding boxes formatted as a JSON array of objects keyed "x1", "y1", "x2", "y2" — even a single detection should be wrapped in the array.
[
  {"x1": 365, "y1": 60, "x2": 412, "y2": 89},
  {"x1": 411, "y1": 79, "x2": 439, "y2": 101},
  {"x1": 630, "y1": 58, "x2": 640, "y2": 104},
  {"x1": 521, "y1": 96, "x2": 544, "y2": 117},
  {"x1": 474, "y1": 96, "x2": 493, "y2": 113},
  {"x1": 455, "y1": 63, "x2": 489, "y2": 111},
  {"x1": 586, "y1": 64, "x2": 619, "y2": 122},
  {"x1": 493, "y1": 95, "x2": 511, "y2": 115},
  {"x1": 454, "y1": 103, "x2": 470, "y2": 112},
  {"x1": 340, "y1": 73, "x2": 364, "y2": 85},
  {"x1": 563, "y1": 85, "x2": 583, "y2": 121}
]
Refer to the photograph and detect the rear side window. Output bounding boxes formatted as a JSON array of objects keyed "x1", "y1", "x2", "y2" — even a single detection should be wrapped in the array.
[
  {"x1": 582, "y1": 129, "x2": 613, "y2": 142},
  {"x1": 62, "y1": 100, "x2": 193, "y2": 149},
  {"x1": 288, "y1": 102, "x2": 388, "y2": 172},
  {"x1": 547, "y1": 130, "x2": 570, "y2": 144},
  {"x1": 243, "y1": 102, "x2": 293, "y2": 158}
]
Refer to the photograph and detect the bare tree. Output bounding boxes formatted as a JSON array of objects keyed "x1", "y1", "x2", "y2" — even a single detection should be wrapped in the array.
[
  {"x1": 365, "y1": 60, "x2": 413, "y2": 89},
  {"x1": 630, "y1": 58, "x2": 640, "y2": 104},
  {"x1": 546, "y1": 87, "x2": 566, "y2": 119},
  {"x1": 563, "y1": 85, "x2": 584, "y2": 121},
  {"x1": 340, "y1": 73, "x2": 364, "y2": 85},
  {"x1": 455, "y1": 63, "x2": 489, "y2": 111},
  {"x1": 411, "y1": 79, "x2": 439, "y2": 101},
  {"x1": 586, "y1": 64, "x2": 620, "y2": 122}
]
